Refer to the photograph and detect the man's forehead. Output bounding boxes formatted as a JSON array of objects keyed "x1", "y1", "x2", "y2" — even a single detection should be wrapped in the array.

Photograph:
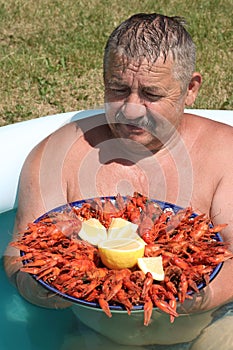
[
  {"x1": 107, "y1": 50, "x2": 174, "y2": 71},
  {"x1": 106, "y1": 52, "x2": 174, "y2": 81}
]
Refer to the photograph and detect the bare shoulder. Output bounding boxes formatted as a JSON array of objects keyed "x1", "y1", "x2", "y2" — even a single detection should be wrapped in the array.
[
  {"x1": 184, "y1": 113, "x2": 233, "y2": 153},
  {"x1": 20, "y1": 111, "x2": 110, "y2": 195},
  {"x1": 185, "y1": 112, "x2": 233, "y2": 132},
  {"x1": 24, "y1": 113, "x2": 108, "y2": 163}
]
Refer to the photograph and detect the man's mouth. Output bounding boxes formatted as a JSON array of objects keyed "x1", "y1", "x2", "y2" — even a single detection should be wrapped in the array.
[{"x1": 123, "y1": 124, "x2": 147, "y2": 133}]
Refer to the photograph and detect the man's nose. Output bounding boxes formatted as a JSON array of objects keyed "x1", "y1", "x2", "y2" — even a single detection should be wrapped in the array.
[{"x1": 122, "y1": 95, "x2": 146, "y2": 120}]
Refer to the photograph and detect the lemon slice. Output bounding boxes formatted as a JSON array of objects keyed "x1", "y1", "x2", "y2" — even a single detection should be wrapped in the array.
[
  {"x1": 137, "y1": 256, "x2": 165, "y2": 281},
  {"x1": 98, "y1": 238, "x2": 145, "y2": 269},
  {"x1": 78, "y1": 218, "x2": 107, "y2": 245},
  {"x1": 108, "y1": 218, "x2": 138, "y2": 239}
]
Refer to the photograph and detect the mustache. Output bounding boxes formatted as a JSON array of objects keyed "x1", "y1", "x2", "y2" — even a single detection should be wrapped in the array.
[{"x1": 115, "y1": 111, "x2": 156, "y2": 130}]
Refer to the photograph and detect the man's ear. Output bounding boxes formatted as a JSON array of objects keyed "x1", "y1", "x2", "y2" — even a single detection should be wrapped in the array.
[{"x1": 185, "y1": 72, "x2": 202, "y2": 106}]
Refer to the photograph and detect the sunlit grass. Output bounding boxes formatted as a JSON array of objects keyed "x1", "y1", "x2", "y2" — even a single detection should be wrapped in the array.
[{"x1": 0, "y1": 0, "x2": 232, "y2": 126}]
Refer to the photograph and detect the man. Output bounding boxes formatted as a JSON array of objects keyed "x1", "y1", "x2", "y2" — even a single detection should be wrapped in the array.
[{"x1": 4, "y1": 13, "x2": 233, "y2": 347}]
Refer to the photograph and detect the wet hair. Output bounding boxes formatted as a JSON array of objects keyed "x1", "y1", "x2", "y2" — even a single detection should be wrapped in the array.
[{"x1": 104, "y1": 13, "x2": 196, "y2": 91}]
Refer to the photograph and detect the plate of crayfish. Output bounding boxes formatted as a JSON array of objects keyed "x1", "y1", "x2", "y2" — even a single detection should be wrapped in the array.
[{"x1": 13, "y1": 192, "x2": 232, "y2": 326}]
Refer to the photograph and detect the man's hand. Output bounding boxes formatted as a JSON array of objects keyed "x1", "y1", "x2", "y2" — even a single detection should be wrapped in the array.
[{"x1": 16, "y1": 271, "x2": 72, "y2": 309}]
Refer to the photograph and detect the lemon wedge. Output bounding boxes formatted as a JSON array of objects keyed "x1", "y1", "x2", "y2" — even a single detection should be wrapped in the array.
[
  {"x1": 98, "y1": 238, "x2": 145, "y2": 269},
  {"x1": 78, "y1": 218, "x2": 107, "y2": 246},
  {"x1": 137, "y1": 256, "x2": 165, "y2": 281},
  {"x1": 108, "y1": 218, "x2": 138, "y2": 239}
]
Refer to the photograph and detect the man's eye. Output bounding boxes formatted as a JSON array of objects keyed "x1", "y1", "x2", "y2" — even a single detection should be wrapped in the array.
[
  {"x1": 112, "y1": 88, "x2": 125, "y2": 93},
  {"x1": 108, "y1": 87, "x2": 128, "y2": 95},
  {"x1": 143, "y1": 92, "x2": 161, "y2": 102}
]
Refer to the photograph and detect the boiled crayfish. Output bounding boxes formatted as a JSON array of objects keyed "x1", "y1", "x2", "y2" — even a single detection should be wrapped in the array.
[{"x1": 11, "y1": 192, "x2": 233, "y2": 326}]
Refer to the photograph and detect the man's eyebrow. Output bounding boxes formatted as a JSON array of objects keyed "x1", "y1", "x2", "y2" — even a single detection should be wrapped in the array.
[{"x1": 106, "y1": 76, "x2": 127, "y2": 85}]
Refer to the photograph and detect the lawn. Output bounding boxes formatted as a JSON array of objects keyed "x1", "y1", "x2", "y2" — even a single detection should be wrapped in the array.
[{"x1": 0, "y1": 0, "x2": 232, "y2": 126}]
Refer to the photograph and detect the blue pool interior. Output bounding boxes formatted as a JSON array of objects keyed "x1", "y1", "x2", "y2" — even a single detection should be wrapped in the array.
[{"x1": 1, "y1": 209, "x2": 79, "y2": 350}]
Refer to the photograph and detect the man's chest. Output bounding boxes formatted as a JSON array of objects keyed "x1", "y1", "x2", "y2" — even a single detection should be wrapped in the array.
[{"x1": 67, "y1": 155, "x2": 214, "y2": 215}]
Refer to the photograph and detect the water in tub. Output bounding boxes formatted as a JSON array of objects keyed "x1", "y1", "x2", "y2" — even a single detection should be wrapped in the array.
[{"x1": 1, "y1": 209, "x2": 233, "y2": 350}]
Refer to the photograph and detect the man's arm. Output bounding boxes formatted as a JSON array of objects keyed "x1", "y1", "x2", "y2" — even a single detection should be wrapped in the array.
[
  {"x1": 203, "y1": 148, "x2": 233, "y2": 310},
  {"x1": 3, "y1": 134, "x2": 72, "y2": 308},
  {"x1": 181, "y1": 127, "x2": 233, "y2": 313}
]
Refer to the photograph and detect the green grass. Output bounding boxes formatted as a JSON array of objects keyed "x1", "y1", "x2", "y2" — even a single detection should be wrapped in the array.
[{"x1": 0, "y1": 0, "x2": 232, "y2": 126}]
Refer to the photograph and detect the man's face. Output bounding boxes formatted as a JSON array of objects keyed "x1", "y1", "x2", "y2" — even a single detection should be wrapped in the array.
[{"x1": 104, "y1": 53, "x2": 188, "y2": 153}]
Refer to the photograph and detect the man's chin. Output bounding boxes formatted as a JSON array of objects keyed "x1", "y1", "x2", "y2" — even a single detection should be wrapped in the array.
[{"x1": 120, "y1": 133, "x2": 162, "y2": 153}]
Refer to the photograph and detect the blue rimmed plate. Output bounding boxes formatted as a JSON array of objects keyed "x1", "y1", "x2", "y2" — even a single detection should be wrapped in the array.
[{"x1": 21, "y1": 197, "x2": 223, "y2": 311}]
